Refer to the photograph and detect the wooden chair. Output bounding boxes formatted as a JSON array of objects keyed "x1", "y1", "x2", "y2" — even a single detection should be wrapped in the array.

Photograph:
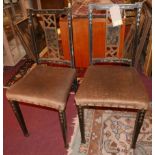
[
  {"x1": 6, "y1": 6, "x2": 76, "y2": 148},
  {"x1": 75, "y1": 2, "x2": 150, "y2": 149}
]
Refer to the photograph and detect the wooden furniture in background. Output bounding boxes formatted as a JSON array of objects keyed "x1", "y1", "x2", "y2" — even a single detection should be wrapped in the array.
[
  {"x1": 146, "y1": 0, "x2": 152, "y2": 8},
  {"x1": 143, "y1": 30, "x2": 152, "y2": 77},
  {"x1": 60, "y1": 18, "x2": 125, "y2": 68},
  {"x1": 3, "y1": 5, "x2": 26, "y2": 66},
  {"x1": 135, "y1": 4, "x2": 151, "y2": 68},
  {"x1": 31, "y1": 0, "x2": 68, "y2": 9}
]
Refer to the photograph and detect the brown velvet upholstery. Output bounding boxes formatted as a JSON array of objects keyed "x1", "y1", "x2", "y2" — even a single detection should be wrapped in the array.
[
  {"x1": 6, "y1": 65, "x2": 76, "y2": 111},
  {"x1": 75, "y1": 65, "x2": 149, "y2": 110}
]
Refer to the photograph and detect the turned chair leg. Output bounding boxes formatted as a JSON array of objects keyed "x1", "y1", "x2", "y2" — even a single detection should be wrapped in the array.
[
  {"x1": 131, "y1": 109, "x2": 146, "y2": 149},
  {"x1": 72, "y1": 78, "x2": 78, "y2": 93},
  {"x1": 59, "y1": 110, "x2": 68, "y2": 148},
  {"x1": 77, "y1": 106, "x2": 86, "y2": 143},
  {"x1": 10, "y1": 101, "x2": 29, "y2": 137}
]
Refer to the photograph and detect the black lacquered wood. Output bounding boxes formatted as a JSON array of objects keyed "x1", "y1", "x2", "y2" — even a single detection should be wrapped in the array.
[
  {"x1": 10, "y1": 101, "x2": 29, "y2": 137},
  {"x1": 59, "y1": 111, "x2": 68, "y2": 148},
  {"x1": 89, "y1": 2, "x2": 143, "y2": 11},
  {"x1": 131, "y1": 109, "x2": 146, "y2": 148},
  {"x1": 71, "y1": 78, "x2": 78, "y2": 92},
  {"x1": 132, "y1": 6, "x2": 142, "y2": 66},
  {"x1": 77, "y1": 106, "x2": 86, "y2": 143},
  {"x1": 67, "y1": 6, "x2": 75, "y2": 68},
  {"x1": 88, "y1": 8, "x2": 93, "y2": 65}
]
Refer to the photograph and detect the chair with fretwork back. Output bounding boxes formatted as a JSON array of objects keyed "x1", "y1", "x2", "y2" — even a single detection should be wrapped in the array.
[
  {"x1": 75, "y1": 2, "x2": 150, "y2": 149},
  {"x1": 6, "y1": 5, "x2": 77, "y2": 148}
]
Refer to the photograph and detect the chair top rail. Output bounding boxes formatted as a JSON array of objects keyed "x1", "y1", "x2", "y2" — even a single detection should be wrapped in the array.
[
  {"x1": 88, "y1": 2, "x2": 143, "y2": 11},
  {"x1": 28, "y1": 8, "x2": 70, "y2": 15}
]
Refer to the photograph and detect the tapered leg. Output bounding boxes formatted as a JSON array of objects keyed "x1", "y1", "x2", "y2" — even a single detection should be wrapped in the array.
[
  {"x1": 131, "y1": 109, "x2": 146, "y2": 149},
  {"x1": 64, "y1": 110, "x2": 67, "y2": 131},
  {"x1": 59, "y1": 110, "x2": 68, "y2": 148},
  {"x1": 10, "y1": 101, "x2": 29, "y2": 137},
  {"x1": 77, "y1": 106, "x2": 86, "y2": 143},
  {"x1": 72, "y1": 78, "x2": 78, "y2": 93}
]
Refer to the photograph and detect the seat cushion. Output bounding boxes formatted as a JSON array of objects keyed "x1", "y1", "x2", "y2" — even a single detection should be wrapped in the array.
[
  {"x1": 6, "y1": 65, "x2": 76, "y2": 111},
  {"x1": 75, "y1": 65, "x2": 149, "y2": 110}
]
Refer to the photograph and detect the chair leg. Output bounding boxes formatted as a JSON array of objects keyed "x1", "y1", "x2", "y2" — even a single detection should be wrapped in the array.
[
  {"x1": 10, "y1": 101, "x2": 29, "y2": 137},
  {"x1": 58, "y1": 110, "x2": 68, "y2": 148},
  {"x1": 77, "y1": 106, "x2": 86, "y2": 143},
  {"x1": 63, "y1": 110, "x2": 67, "y2": 131},
  {"x1": 72, "y1": 78, "x2": 78, "y2": 92},
  {"x1": 131, "y1": 109, "x2": 146, "y2": 149}
]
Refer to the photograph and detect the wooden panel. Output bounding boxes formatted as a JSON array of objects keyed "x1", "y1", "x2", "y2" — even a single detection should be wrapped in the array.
[
  {"x1": 143, "y1": 31, "x2": 152, "y2": 77},
  {"x1": 92, "y1": 18, "x2": 106, "y2": 58},
  {"x1": 72, "y1": 19, "x2": 89, "y2": 67},
  {"x1": 32, "y1": 0, "x2": 67, "y2": 9},
  {"x1": 118, "y1": 22, "x2": 125, "y2": 58},
  {"x1": 40, "y1": 0, "x2": 67, "y2": 9},
  {"x1": 60, "y1": 18, "x2": 125, "y2": 68},
  {"x1": 59, "y1": 18, "x2": 70, "y2": 60},
  {"x1": 135, "y1": 4, "x2": 152, "y2": 68},
  {"x1": 60, "y1": 18, "x2": 106, "y2": 67}
]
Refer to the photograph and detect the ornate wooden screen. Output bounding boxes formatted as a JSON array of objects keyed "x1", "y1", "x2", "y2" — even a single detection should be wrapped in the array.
[{"x1": 40, "y1": 14, "x2": 60, "y2": 59}]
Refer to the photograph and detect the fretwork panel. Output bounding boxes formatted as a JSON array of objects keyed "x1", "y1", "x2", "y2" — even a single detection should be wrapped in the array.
[
  {"x1": 105, "y1": 10, "x2": 121, "y2": 58},
  {"x1": 41, "y1": 14, "x2": 60, "y2": 59}
]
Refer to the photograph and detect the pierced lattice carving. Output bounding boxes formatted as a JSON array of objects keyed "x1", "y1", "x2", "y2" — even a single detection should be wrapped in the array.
[
  {"x1": 105, "y1": 26, "x2": 120, "y2": 57},
  {"x1": 40, "y1": 14, "x2": 60, "y2": 59},
  {"x1": 105, "y1": 10, "x2": 121, "y2": 58},
  {"x1": 106, "y1": 46, "x2": 118, "y2": 57},
  {"x1": 41, "y1": 14, "x2": 57, "y2": 28}
]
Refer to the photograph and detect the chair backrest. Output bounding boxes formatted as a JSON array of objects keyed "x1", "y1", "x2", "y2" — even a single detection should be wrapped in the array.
[
  {"x1": 28, "y1": 5, "x2": 75, "y2": 68},
  {"x1": 88, "y1": 2, "x2": 143, "y2": 66}
]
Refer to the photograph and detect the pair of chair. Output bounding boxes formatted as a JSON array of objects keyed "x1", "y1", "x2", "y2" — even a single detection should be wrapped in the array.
[{"x1": 6, "y1": 2, "x2": 149, "y2": 150}]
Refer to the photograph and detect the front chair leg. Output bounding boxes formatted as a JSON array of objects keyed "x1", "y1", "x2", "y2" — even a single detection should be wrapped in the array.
[
  {"x1": 77, "y1": 106, "x2": 86, "y2": 143},
  {"x1": 59, "y1": 110, "x2": 68, "y2": 148},
  {"x1": 74, "y1": 78, "x2": 78, "y2": 92},
  {"x1": 131, "y1": 109, "x2": 146, "y2": 149},
  {"x1": 72, "y1": 78, "x2": 78, "y2": 93},
  {"x1": 9, "y1": 101, "x2": 29, "y2": 137}
]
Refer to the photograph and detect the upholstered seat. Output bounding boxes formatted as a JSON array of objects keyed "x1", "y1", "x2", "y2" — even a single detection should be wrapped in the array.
[
  {"x1": 7, "y1": 65, "x2": 76, "y2": 111},
  {"x1": 76, "y1": 65, "x2": 149, "y2": 109}
]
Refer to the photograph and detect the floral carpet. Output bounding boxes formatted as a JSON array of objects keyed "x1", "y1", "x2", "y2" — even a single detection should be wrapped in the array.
[{"x1": 68, "y1": 109, "x2": 152, "y2": 155}]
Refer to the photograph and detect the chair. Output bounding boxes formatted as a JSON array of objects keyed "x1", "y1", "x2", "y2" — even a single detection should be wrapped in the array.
[
  {"x1": 6, "y1": 5, "x2": 76, "y2": 148},
  {"x1": 75, "y1": 2, "x2": 150, "y2": 149}
]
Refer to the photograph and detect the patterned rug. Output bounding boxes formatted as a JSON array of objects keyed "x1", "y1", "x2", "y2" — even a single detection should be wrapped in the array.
[
  {"x1": 68, "y1": 109, "x2": 152, "y2": 155},
  {"x1": 4, "y1": 59, "x2": 35, "y2": 88}
]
